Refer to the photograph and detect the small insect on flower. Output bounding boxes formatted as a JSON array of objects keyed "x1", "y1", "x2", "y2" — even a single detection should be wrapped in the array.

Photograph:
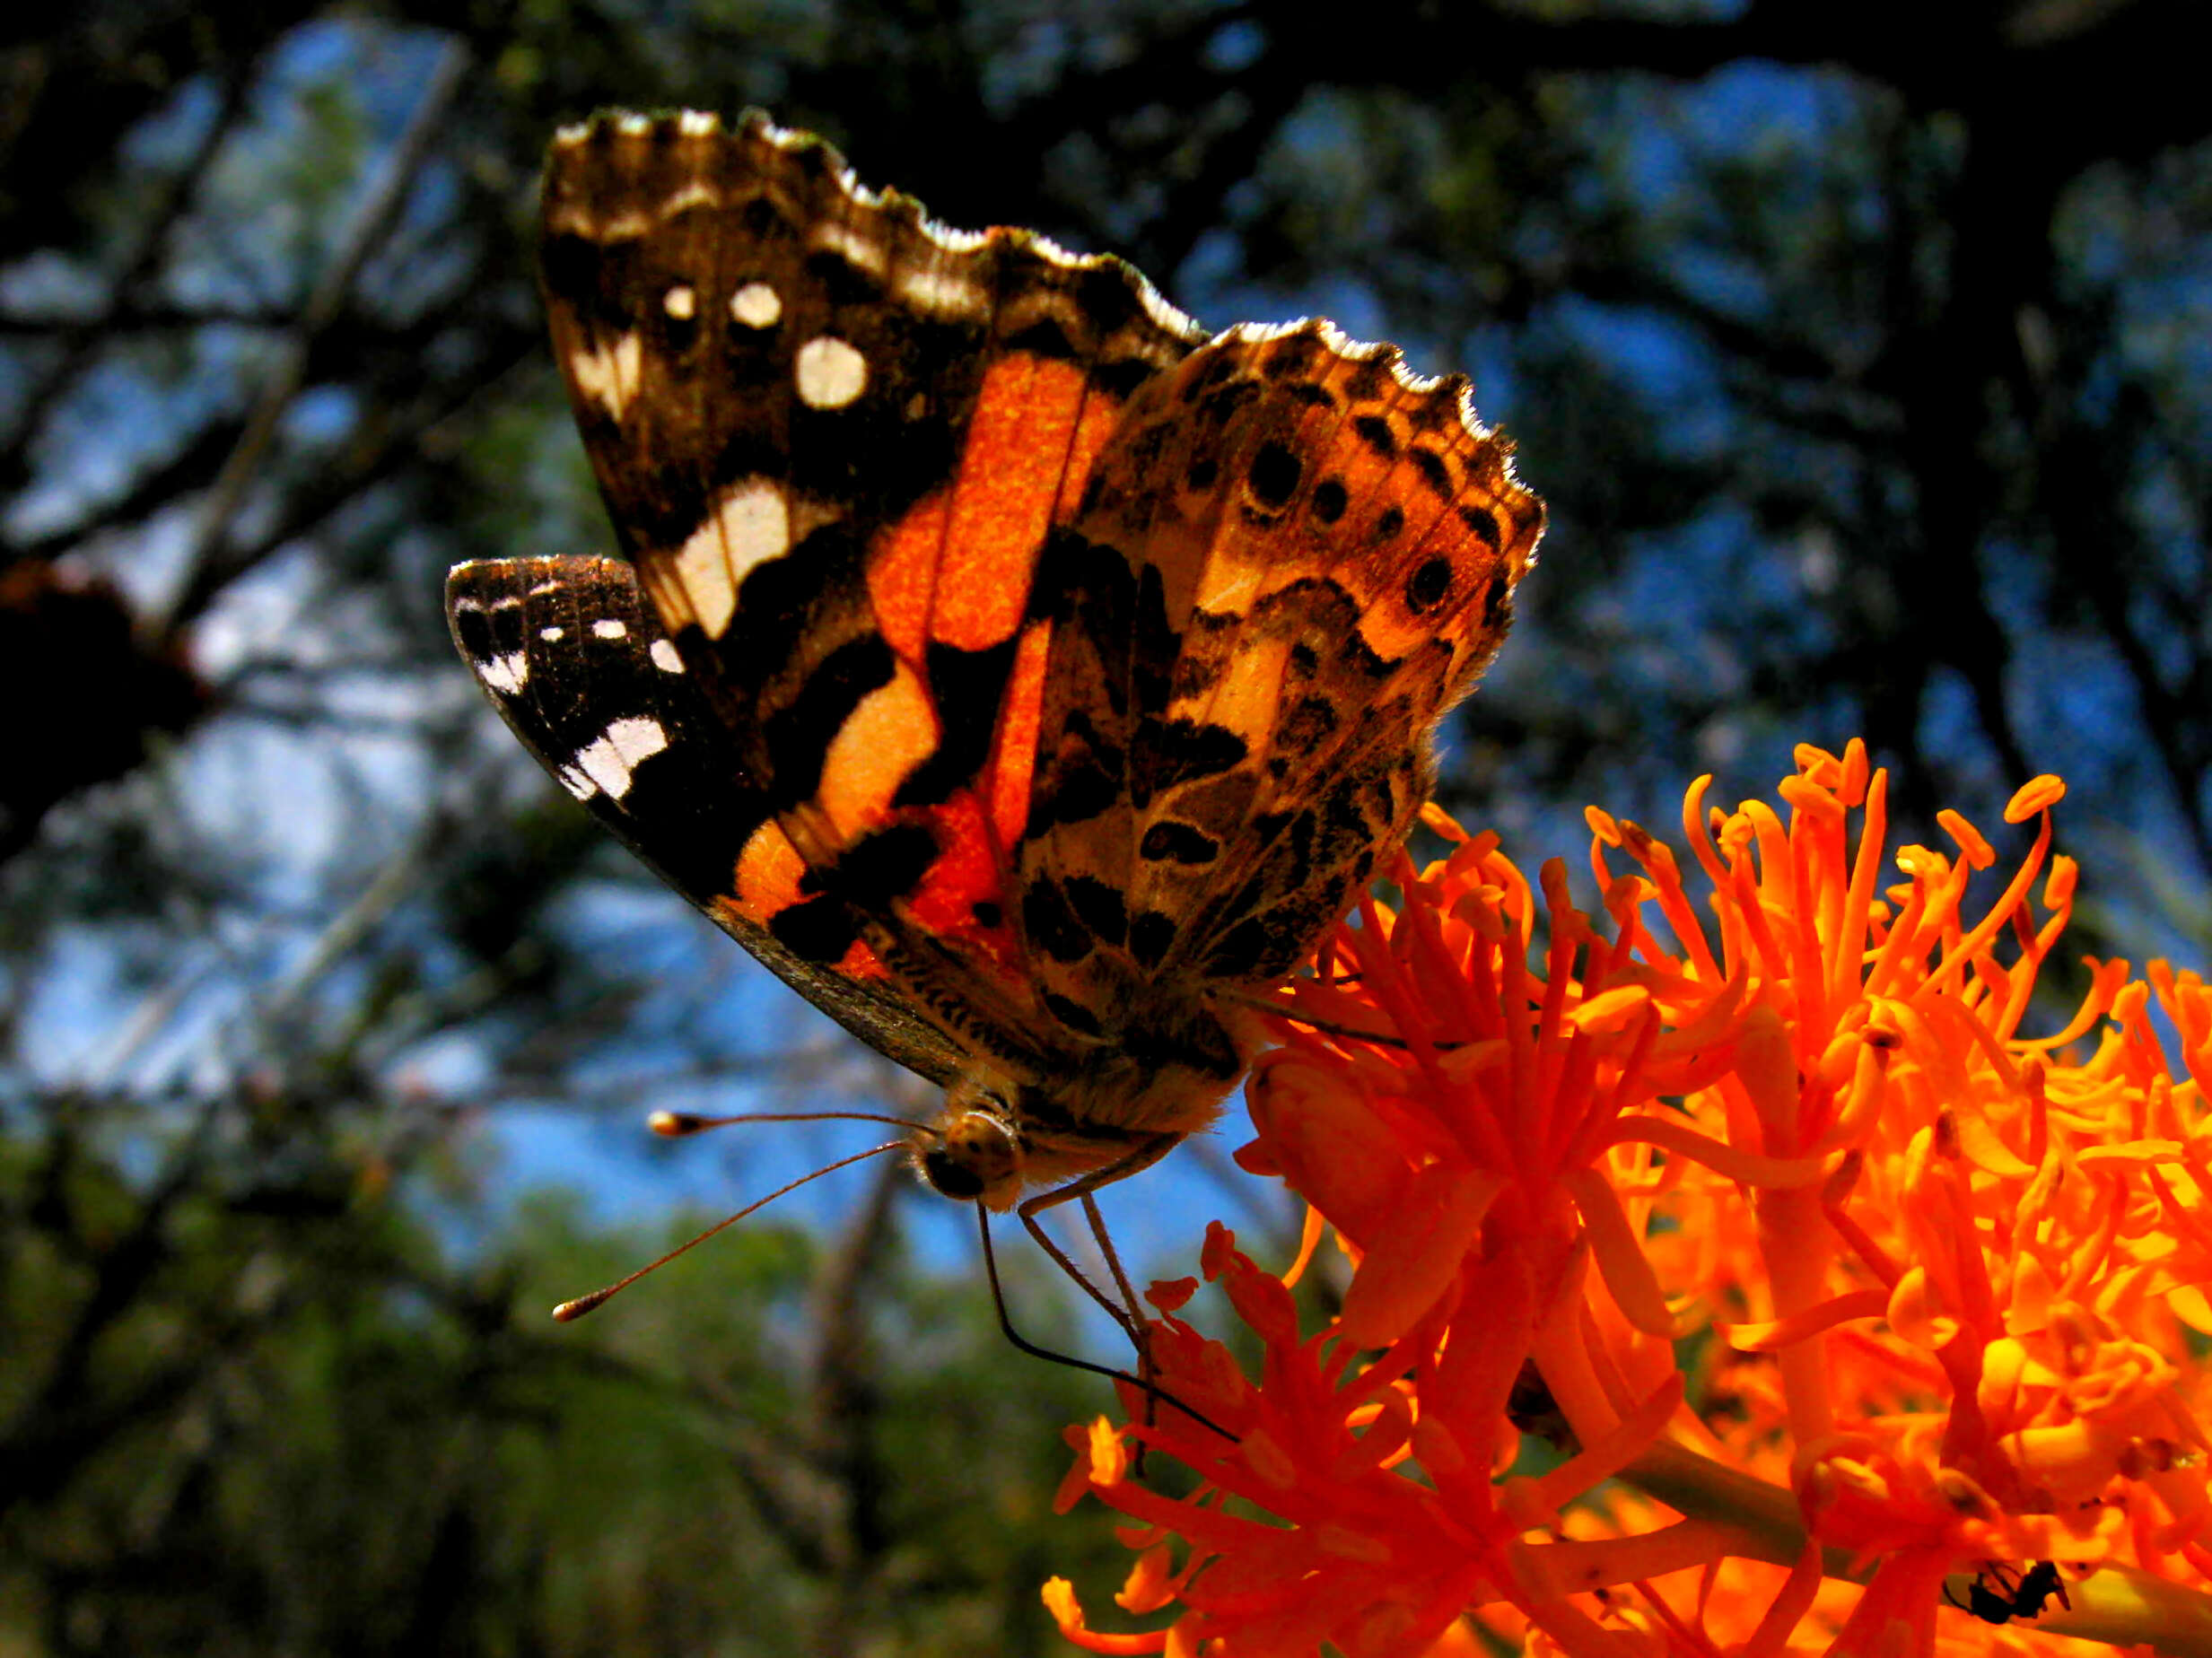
[{"x1": 1945, "y1": 1561, "x2": 2071, "y2": 1626}]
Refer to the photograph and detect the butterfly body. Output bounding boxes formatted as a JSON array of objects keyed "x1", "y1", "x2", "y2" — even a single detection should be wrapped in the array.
[{"x1": 450, "y1": 109, "x2": 1543, "y2": 1211}]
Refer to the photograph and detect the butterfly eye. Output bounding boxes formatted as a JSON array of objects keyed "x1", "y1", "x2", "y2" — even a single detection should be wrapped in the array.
[
  {"x1": 919, "y1": 1099, "x2": 1023, "y2": 1201},
  {"x1": 919, "y1": 1146, "x2": 988, "y2": 1200}
]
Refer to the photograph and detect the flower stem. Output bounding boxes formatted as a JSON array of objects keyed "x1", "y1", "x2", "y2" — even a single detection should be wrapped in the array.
[{"x1": 1621, "y1": 1441, "x2": 2212, "y2": 1655}]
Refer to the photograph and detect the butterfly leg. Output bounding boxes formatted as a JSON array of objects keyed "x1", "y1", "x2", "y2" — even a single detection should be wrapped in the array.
[
  {"x1": 1019, "y1": 1136, "x2": 1187, "y2": 1466},
  {"x1": 1080, "y1": 1191, "x2": 1145, "y2": 1348},
  {"x1": 1016, "y1": 1133, "x2": 1184, "y2": 1350},
  {"x1": 1076, "y1": 1188, "x2": 1167, "y2": 1453}
]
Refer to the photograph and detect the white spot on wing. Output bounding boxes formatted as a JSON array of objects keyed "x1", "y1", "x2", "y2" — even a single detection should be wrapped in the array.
[
  {"x1": 591, "y1": 618, "x2": 627, "y2": 640},
  {"x1": 573, "y1": 717, "x2": 669, "y2": 801},
  {"x1": 663, "y1": 284, "x2": 696, "y2": 320},
  {"x1": 810, "y1": 220, "x2": 887, "y2": 275},
  {"x1": 795, "y1": 336, "x2": 867, "y2": 409},
  {"x1": 568, "y1": 332, "x2": 643, "y2": 417},
  {"x1": 730, "y1": 282, "x2": 782, "y2": 329},
  {"x1": 674, "y1": 478, "x2": 789, "y2": 638},
  {"x1": 660, "y1": 181, "x2": 716, "y2": 216},
  {"x1": 894, "y1": 264, "x2": 988, "y2": 319},
  {"x1": 650, "y1": 639, "x2": 685, "y2": 674},
  {"x1": 478, "y1": 652, "x2": 528, "y2": 694},
  {"x1": 539, "y1": 624, "x2": 565, "y2": 641}
]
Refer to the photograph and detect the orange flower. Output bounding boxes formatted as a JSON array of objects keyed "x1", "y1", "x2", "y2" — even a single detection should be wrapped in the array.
[{"x1": 1050, "y1": 743, "x2": 2212, "y2": 1658}]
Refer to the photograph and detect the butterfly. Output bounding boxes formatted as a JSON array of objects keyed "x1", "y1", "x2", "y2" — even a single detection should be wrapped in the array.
[{"x1": 447, "y1": 108, "x2": 1543, "y2": 1247}]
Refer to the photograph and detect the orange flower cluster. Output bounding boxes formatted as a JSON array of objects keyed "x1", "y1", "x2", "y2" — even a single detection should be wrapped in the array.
[{"x1": 1045, "y1": 743, "x2": 2212, "y2": 1658}]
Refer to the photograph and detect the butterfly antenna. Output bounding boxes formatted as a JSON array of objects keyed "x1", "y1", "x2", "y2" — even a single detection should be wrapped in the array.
[
  {"x1": 553, "y1": 1139, "x2": 905, "y2": 1321},
  {"x1": 973, "y1": 1204, "x2": 1235, "y2": 1442},
  {"x1": 650, "y1": 1107, "x2": 931, "y2": 1137}
]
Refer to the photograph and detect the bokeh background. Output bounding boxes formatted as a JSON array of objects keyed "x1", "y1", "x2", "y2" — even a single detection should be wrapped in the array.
[{"x1": 4, "y1": 2, "x2": 2208, "y2": 1653}]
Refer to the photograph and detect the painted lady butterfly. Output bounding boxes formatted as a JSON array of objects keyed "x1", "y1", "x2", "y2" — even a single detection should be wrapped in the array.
[{"x1": 448, "y1": 109, "x2": 1543, "y2": 1233}]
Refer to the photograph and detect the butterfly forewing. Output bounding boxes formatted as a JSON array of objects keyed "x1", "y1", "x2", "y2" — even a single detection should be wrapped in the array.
[
  {"x1": 446, "y1": 553, "x2": 968, "y2": 1086},
  {"x1": 535, "y1": 110, "x2": 1216, "y2": 1069}
]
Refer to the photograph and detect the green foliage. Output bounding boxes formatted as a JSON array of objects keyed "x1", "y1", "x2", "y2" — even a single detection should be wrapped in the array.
[
  {"x1": 5, "y1": 1, "x2": 2209, "y2": 1652},
  {"x1": 1, "y1": 1129, "x2": 1123, "y2": 1655}
]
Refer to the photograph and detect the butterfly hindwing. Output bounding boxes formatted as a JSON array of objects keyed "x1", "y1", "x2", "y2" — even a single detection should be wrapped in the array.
[{"x1": 1016, "y1": 322, "x2": 1544, "y2": 1024}]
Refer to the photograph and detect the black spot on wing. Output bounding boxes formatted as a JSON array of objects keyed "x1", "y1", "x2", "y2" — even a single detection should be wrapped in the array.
[
  {"x1": 1259, "y1": 331, "x2": 1322, "y2": 379},
  {"x1": 725, "y1": 521, "x2": 857, "y2": 673},
  {"x1": 1128, "y1": 910, "x2": 1176, "y2": 969},
  {"x1": 1120, "y1": 1008, "x2": 1243, "y2": 1080},
  {"x1": 1316, "y1": 773, "x2": 1379, "y2": 865},
  {"x1": 1022, "y1": 877, "x2": 1093, "y2": 964},
  {"x1": 1343, "y1": 357, "x2": 1390, "y2": 401},
  {"x1": 1004, "y1": 314, "x2": 1078, "y2": 361},
  {"x1": 1031, "y1": 751, "x2": 1120, "y2": 833},
  {"x1": 805, "y1": 245, "x2": 886, "y2": 309},
  {"x1": 1028, "y1": 529, "x2": 1134, "y2": 705},
  {"x1": 1128, "y1": 717, "x2": 1246, "y2": 810},
  {"x1": 1171, "y1": 645, "x2": 1224, "y2": 700},
  {"x1": 1062, "y1": 874, "x2": 1127, "y2": 947},
  {"x1": 1405, "y1": 557, "x2": 1453, "y2": 614},
  {"x1": 1408, "y1": 392, "x2": 1463, "y2": 434},
  {"x1": 737, "y1": 194, "x2": 783, "y2": 240},
  {"x1": 1278, "y1": 695, "x2": 1338, "y2": 755},
  {"x1": 1204, "y1": 884, "x2": 1344, "y2": 983},
  {"x1": 760, "y1": 632, "x2": 896, "y2": 810},
  {"x1": 1139, "y1": 821, "x2": 1219, "y2": 865},
  {"x1": 1194, "y1": 375, "x2": 1263, "y2": 428},
  {"x1": 1482, "y1": 576, "x2": 1512, "y2": 632},
  {"x1": 1093, "y1": 355, "x2": 1160, "y2": 399},
  {"x1": 1072, "y1": 259, "x2": 1147, "y2": 333},
  {"x1": 831, "y1": 821, "x2": 938, "y2": 908},
  {"x1": 658, "y1": 298, "x2": 698, "y2": 355},
  {"x1": 1246, "y1": 441, "x2": 1300, "y2": 510},
  {"x1": 1409, "y1": 446, "x2": 1452, "y2": 498},
  {"x1": 1353, "y1": 414, "x2": 1396, "y2": 457},
  {"x1": 1131, "y1": 563, "x2": 1182, "y2": 712},
  {"x1": 1457, "y1": 503, "x2": 1499, "y2": 548},
  {"x1": 1042, "y1": 991, "x2": 1105, "y2": 1037},
  {"x1": 892, "y1": 637, "x2": 1018, "y2": 807},
  {"x1": 769, "y1": 893, "x2": 863, "y2": 964},
  {"x1": 1029, "y1": 706, "x2": 1123, "y2": 833},
  {"x1": 1176, "y1": 349, "x2": 1240, "y2": 406}
]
